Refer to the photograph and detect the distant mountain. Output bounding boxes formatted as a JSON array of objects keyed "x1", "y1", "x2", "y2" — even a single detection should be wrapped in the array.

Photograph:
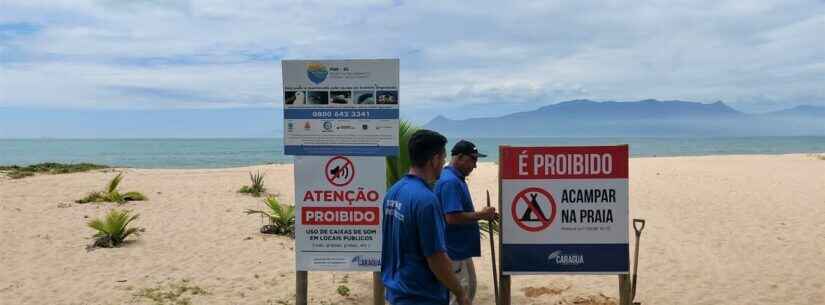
[
  {"x1": 764, "y1": 105, "x2": 825, "y2": 117},
  {"x1": 424, "y1": 99, "x2": 825, "y2": 137}
]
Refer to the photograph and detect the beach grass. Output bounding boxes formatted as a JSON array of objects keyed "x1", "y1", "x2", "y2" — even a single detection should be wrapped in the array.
[
  {"x1": 87, "y1": 209, "x2": 141, "y2": 248},
  {"x1": 133, "y1": 279, "x2": 208, "y2": 305},
  {"x1": 76, "y1": 173, "x2": 147, "y2": 204},
  {"x1": 239, "y1": 171, "x2": 266, "y2": 197},
  {"x1": 0, "y1": 162, "x2": 107, "y2": 179}
]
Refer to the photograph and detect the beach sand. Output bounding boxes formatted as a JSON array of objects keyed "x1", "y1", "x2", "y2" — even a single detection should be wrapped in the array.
[{"x1": 1, "y1": 154, "x2": 824, "y2": 305}]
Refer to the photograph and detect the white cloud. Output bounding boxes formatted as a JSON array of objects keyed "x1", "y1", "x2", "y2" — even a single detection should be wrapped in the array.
[{"x1": 1, "y1": 0, "x2": 823, "y2": 119}]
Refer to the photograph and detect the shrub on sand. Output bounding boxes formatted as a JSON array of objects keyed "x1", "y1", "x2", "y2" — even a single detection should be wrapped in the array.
[
  {"x1": 336, "y1": 285, "x2": 351, "y2": 297},
  {"x1": 0, "y1": 162, "x2": 107, "y2": 179},
  {"x1": 7, "y1": 171, "x2": 34, "y2": 179},
  {"x1": 238, "y1": 171, "x2": 266, "y2": 197},
  {"x1": 76, "y1": 172, "x2": 147, "y2": 204},
  {"x1": 87, "y1": 209, "x2": 141, "y2": 248},
  {"x1": 245, "y1": 196, "x2": 295, "y2": 237}
]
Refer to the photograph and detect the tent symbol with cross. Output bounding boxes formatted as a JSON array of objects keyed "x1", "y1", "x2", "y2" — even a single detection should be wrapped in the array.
[
  {"x1": 511, "y1": 187, "x2": 557, "y2": 232},
  {"x1": 520, "y1": 193, "x2": 549, "y2": 222}
]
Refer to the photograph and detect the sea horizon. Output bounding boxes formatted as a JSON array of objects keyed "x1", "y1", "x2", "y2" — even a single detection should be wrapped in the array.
[{"x1": 2, "y1": 136, "x2": 824, "y2": 169}]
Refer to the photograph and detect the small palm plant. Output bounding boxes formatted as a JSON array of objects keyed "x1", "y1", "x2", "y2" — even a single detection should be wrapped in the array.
[
  {"x1": 239, "y1": 171, "x2": 266, "y2": 197},
  {"x1": 76, "y1": 172, "x2": 147, "y2": 204},
  {"x1": 87, "y1": 209, "x2": 141, "y2": 248},
  {"x1": 245, "y1": 196, "x2": 295, "y2": 237},
  {"x1": 386, "y1": 120, "x2": 418, "y2": 188}
]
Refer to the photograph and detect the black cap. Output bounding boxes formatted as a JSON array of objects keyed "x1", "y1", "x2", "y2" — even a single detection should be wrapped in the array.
[{"x1": 451, "y1": 140, "x2": 487, "y2": 158}]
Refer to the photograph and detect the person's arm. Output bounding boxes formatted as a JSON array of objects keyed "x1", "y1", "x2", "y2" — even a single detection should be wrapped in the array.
[
  {"x1": 439, "y1": 181, "x2": 495, "y2": 225},
  {"x1": 425, "y1": 251, "x2": 466, "y2": 299},
  {"x1": 445, "y1": 207, "x2": 496, "y2": 224}
]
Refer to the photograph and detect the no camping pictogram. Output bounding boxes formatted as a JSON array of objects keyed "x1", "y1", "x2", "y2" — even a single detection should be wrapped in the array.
[
  {"x1": 325, "y1": 156, "x2": 355, "y2": 187},
  {"x1": 511, "y1": 187, "x2": 557, "y2": 232}
]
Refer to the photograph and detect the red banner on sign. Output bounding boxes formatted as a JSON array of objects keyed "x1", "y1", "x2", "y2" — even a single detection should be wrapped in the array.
[
  {"x1": 500, "y1": 145, "x2": 629, "y2": 179},
  {"x1": 301, "y1": 206, "x2": 380, "y2": 225}
]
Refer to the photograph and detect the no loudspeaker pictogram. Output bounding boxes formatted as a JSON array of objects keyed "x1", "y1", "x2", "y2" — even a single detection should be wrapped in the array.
[
  {"x1": 511, "y1": 187, "x2": 557, "y2": 232},
  {"x1": 325, "y1": 156, "x2": 355, "y2": 187}
]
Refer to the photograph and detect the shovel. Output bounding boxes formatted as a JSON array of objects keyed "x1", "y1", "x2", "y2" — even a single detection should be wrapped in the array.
[
  {"x1": 631, "y1": 219, "x2": 646, "y2": 304},
  {"x1": 486, "y1": 190, "x2": 500, "y2": 305}
]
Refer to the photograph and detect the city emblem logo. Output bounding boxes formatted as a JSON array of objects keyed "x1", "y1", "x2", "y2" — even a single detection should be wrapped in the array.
[{"x1": 306, "y1": 63, "x2": 328, "y2": 84}]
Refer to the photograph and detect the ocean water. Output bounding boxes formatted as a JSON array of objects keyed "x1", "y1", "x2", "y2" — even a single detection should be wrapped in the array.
[{"x1": 1, "y1": 137, "x2": 824, "y2": 169}]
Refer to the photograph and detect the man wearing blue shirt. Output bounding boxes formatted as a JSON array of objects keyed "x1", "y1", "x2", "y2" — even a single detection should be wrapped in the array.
[
  {"x1": 434, "y1": 140, "x2": 497, "y2": 305},
  {"x1": 382, "y1": 130, "x2": 471, "y2": 305}
]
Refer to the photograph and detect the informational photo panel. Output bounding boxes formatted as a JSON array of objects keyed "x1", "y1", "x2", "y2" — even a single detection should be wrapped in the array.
[
  {"x1": 282, "y1": 59, "x2": 399, "y2": 156},
  {"x1": 294, "y1": 155, "x2": 385, "y2": 271},
  {"x1": 500, "y1": 145, "x2": 630, "y2": 274}
]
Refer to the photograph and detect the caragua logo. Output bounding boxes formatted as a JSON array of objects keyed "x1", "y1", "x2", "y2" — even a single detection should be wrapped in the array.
[
  {"x1": 351, "y1": 255, "x2": 381, "y2": 267},
  {"x1": 306, "y1": 63, "x2": 328, "y2": 84},
  {"x1": 547, "y1": 250, "x2": 584, "y2": 266}
]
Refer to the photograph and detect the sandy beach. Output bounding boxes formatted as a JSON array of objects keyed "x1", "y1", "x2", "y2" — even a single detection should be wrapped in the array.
[{"x1": 1, "y1": 154, "x2": 824, "y2": 305}]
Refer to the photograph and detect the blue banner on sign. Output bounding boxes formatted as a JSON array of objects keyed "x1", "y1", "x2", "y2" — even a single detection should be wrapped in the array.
[
  {"x1": 285, "y1": 145, "x2": 399, "y2": 156},
  {"x1": 284, "y1": 108, "x2": 399, "y2": 120},
  {"x1": 502, "y1": 243, "x2": 629, "y2": 273}
]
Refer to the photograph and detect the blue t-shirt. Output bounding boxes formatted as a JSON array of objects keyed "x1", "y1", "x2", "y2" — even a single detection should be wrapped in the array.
[
  {"x1": 381, "y1": 174, "x2": 449, "y2": 305},
  {"x1": 434, "y1": 166, "x2": 481, "y2": 260}
]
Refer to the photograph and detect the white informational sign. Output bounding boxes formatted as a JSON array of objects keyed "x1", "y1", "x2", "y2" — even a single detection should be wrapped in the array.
[
  {"x1": 294, "y1": 155, "x2": 385, "y2": 271},
  {"x1": 500, "y1": 145, "x2": 630, "y2": 274},
  {"x1": 282, "y1": 59, "x2": 399, "y2": 156}
]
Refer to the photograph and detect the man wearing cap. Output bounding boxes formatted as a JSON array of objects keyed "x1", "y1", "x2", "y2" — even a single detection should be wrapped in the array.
[{"x1": 434, "y1": 140, "x2": 497, "y2": 305}]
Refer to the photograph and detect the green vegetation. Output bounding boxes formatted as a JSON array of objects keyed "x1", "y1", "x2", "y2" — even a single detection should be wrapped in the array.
[
  {"x1": 76, "y1": 172, "x2": 147, "y2": 204},
  {"x1": 386, "y1": 120, "x2": 418, "y2": 187},
  {"x1": 480, "y1": 218, "x2": 500, "y2": 238},
  {"x1": 133, "y1": 279, "x2": 209, "y2": 305},
  {"x1": 238, "y1": 171, "x2": 266, "y2": 197},
  {"x1": 245, "y1": 196, "x2": 296, "y2": 237},
  {"x1": 0, "y1": 162, "x2": 107, "y2": 179},
  {"x1": 336, "y1": 285, "x2": 351, "y2": 297},
  {"x1": 87, "y1": 209, "x2": 141, "y2": 248}
]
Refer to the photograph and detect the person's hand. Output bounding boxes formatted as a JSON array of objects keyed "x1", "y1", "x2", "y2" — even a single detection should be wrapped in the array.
[{"x1": 477, "y1": 207, "x2": 497, "y2": 221}]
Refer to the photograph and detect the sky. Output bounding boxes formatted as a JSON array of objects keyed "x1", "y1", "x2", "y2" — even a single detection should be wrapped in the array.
[{"x1": 1, "y1": 0, "x2": 823, "y2": 137}]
